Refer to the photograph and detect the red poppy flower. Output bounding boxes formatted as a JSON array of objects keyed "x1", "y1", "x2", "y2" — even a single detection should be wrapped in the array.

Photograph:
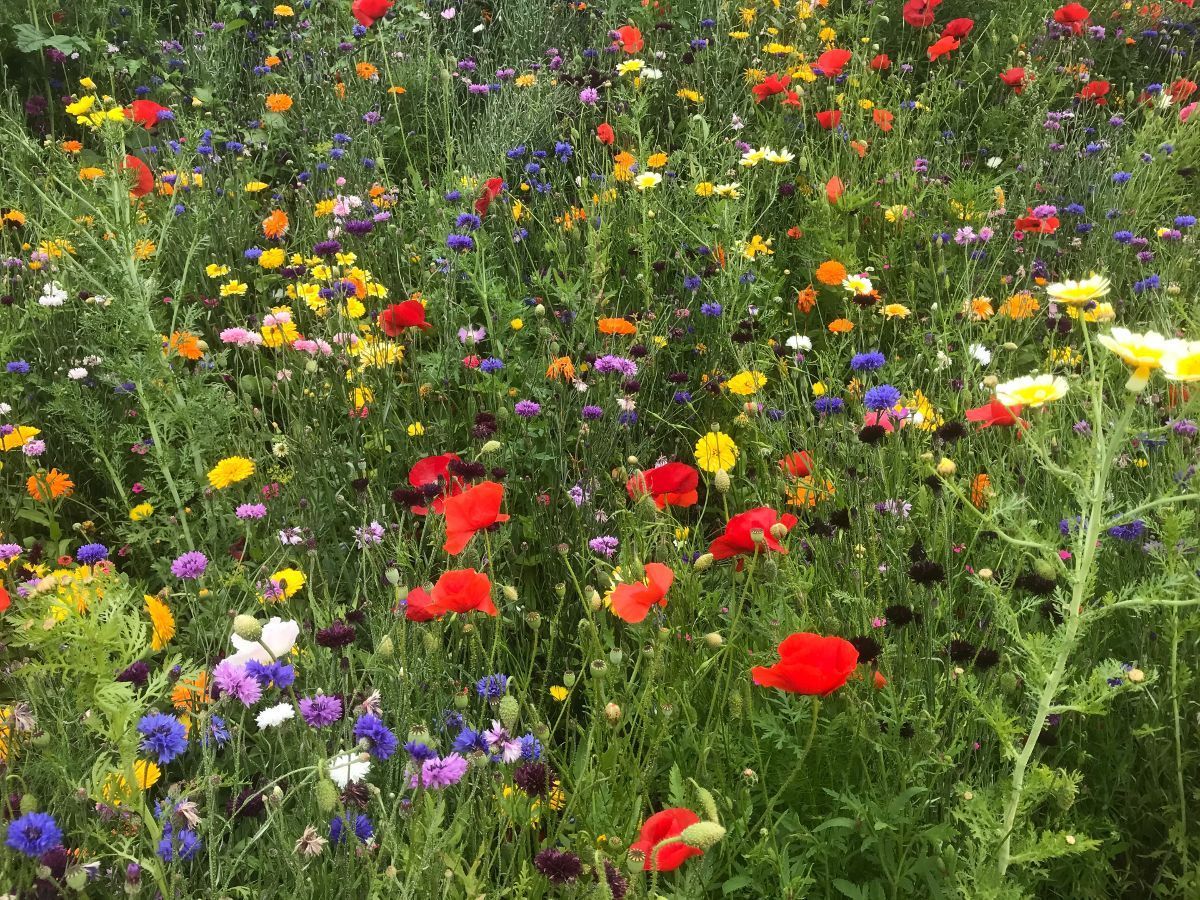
[
  {"x1": 966, "y1": 399, "x2": 1026, "y2": 429},
  {"x1": 751, "y1": 73, "x2": 790, "y2": 103},
  {"x1": 927, "y1": 35, "x2": 960, "y2": 62},
  {"x1": 825, "y1": 176, "x2": 845, "y2": 204},
  {"x1": 1078, "y1": 80, "x2": 1110, "y2": 104},
  {"x1": 942, "y1": 17, "x2": 974, "y2": 38},
  {"x1": 1052, "y1": 2, "x2": 1089, "y2": 33},
  {"x1": 429, "y1": 567, "x2": 496, "y2": 616},
  {"x1": 902, "y1": 0, "x2": 942, "y2": 28},
  {"x1": 379, "y1": 299, "x2": 431, "y2": 336},
  {"x1": 352, "y1": 0, "x2": 392, "y2": 27},
  {"x1": 1013, "y1": 208, "x2": 1059, "y2": 235},
  {"x1": 873, "y1": 108, "x2": 895, "y2": 131},
  {"x1": 126, "y1": 99, "x2": 170, "y2": 129},
  {"x1": 1000, "y1": 67, "x2": 1029, "y2": 94},
  {"x1": 870, "y1": 53, "x2": 891, "y2": 71},
  {"x1": 610, "y1": 563, "x2": 674, "y2": 624},
  {"x1": 615, "y1": 24, "x2": 644, "y2": 53},
  {"x1": 122, "y1": 155, "x2": 154, "y2": 198},
  {"x1": 0, "y1": 583, "x2": 9, "y2": 613},
  {"x1": 596, "y1": 123, "x2": 615, "y2": 146},
  {"x1": 815, "y1": 48, "x2": 851, "y2": 78},
  {"x1": 474, "y1": 177, "x2": 504, "y2": 217},
  {"x1": 407, "y1": 453, "x2": 463, "y2": 515},
  {"x1": 442, "y1": 480, "x2": 509, "y2": 555},
  {"x1": 708, "y1": 507, "x2": 798, "y2": 561},
  {"x1": 625, "y1": 462, "x2": 699, "y2": 509},
  {"x1": 402, "y1": 586, "x2": 440, "y2": 621},
  {"x1": 1168, "y1": 79, "x2": 1197, "y2": 103},
  {"x1": 630, "y1": 808, "x2": 704, "y2": 871},
  {"x1": 751, "y1": 632, "x2": 859, "y2": 695},
  {"x1": 814, "y1": 109, "x2": 842, "y2": 130},
  {"x1": 779, "y1": 451, "x2": 814, "y2": 478}
]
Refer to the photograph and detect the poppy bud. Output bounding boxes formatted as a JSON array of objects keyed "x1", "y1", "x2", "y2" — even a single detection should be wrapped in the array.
[
  {"x1": 690, "y1": 780, "x2": 721, "y2": 824},
  {"x1": 534, "y1": 721, "x2": 550, "y2": 740},
  {"x1": 1002, "y1": 342, "x2": 1018, "y2": 351},
  {"x1": 503, "y1": 585, "x2": 519, "y2": 602},
  {"x1": 704, "y1": 632, "x2": 723, "y2": 648},
  {"x1": 627, "y1": 455, "x2": 639, "y2": 465},
  {"x1": 563, "y1": 671, "x2": 576, "y2": 687},
  {"x1": 376, "y1": 635, "x2": 394, "y2": 658},
  {"x1": 694, "y1": 553, "x2": 714, "y2": 571},
  {"x1": 681, "y1": 822, "x2": 726, "y2": 850},
  {"x1": 535, "y1": 303, "x2": 546, "y2": 315},
  {"x1": 1033, "y1": 559, "x2": 1057, "y2": 580},
  {"x1": 66, "y1": 869, "x2": 89, "y2": 891},
  {"x1": 422, "y1": 631, "x2": 439, "y2": 653},
  {"x1": 714, "y1": 469, "x2": 731, "y2": 493},
  {"x1": 982, "y1": 375, "x2": 999, "y2": 388},
  {"x1": 604, "y1": 702, "x2": 622, "y2": 723},
  {"x1": 936, "y1": 457, "x2": 957, "y2": 476},
  {"x1": 587, "y1": 587, "x2": 602, "y2": 610},
  {"x1": 499, "y1": 694, "x2": 520, "y2": 729},
  {"x1": 315, "y1": 779, "x2": 339, "y2": 813},
  {"x1": 480, "y1": 440, "x2": 502, "y2": 454},
  {"x1": 1128, "y1": 667, "x2": 1145, "y2": 683},
  {"x1": 19, "y1": 794, "x2": 38, "y2": 814},
  {"x1": 232, "y1": 614, "x2": 262, "y2": 641},
  {"x1": 769, "y1": 522, "x2": 789, "y2": 540},
  {"x1": 999, "y1": 672, "x2": 1020, "y2": 693}
]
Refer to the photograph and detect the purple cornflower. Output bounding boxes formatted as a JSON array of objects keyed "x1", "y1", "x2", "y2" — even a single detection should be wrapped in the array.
[
  {"x1": 353, "y1": 520, "x2": 385, "y2": 548},
  {"x1": 814, "y1": 396, "x2": 845, "y2": 415},
  {"x1": 476, "y1": 673, "x2": 508, "y2": 699},
  {"x1": 581, "y1": 405, "x2": 604, "y2": 419},
  {"x1": 170, "y1": 551, "x2": 208, "y2": 580},
  {"x1": 515, "y1": 400, "x2": 541, "y2": 418},
  {"x1": 419, "y1": 753, "x2": 469, "y2": 788},
  {"x1": 580, "y1": 87, "x2": 599, "y2": 104},
  {"x1": 446, "y1": 234, "x2": 475, "y2": 252},
  {"x1": 589, "y1": 535, "x2": 619, "y2": 558},
  {"x1": 330, "y1": 814, "x2": 373, "y2": 845},
  {"x1": 299, "y1": 694, "x2": 343, "y2": 727},
  {"x1": 212, "y1": 660, "x2": 263, "y2": 707},
  {"x1": 593, "y1": 355, "x2": 638, "y2": 377}
]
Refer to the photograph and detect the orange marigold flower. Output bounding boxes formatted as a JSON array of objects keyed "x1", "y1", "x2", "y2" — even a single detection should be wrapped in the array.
[
  {"x1": 964, "y1": 297, "x2": 995, "y2": 321},
  {"x1": 971, "y1": 473, "x2": 991, "y2": 509},
  {"x1": 356, "y1": 61, "x2": 378, "y2": 79},
  {"x1": 828, "y1": 318, "x2": 855, "y2": 333},
  {"x1": 172, "y1": 670, "x2": 211, "y2": 712},
  {"x1": 796, "y1": 285, "x2": 817, "y2": 313},
  {"x1": 815, "y1": 260, "x2": 848, "y2": 286},
  {"x1": 999, "y1": 291, "x2": 1040, "y2": 320},
  {"x1": 61, "y1": 140, "x2": 83, "y2": 154},
  {"x1": 546, "y1": 357, "x2": 577, "y2": 380},
  {"x1": 265, "y1": 93, "x2": 294, "y2": 112},
  {"x1": 167, "y1": 331, "x2": 203, "y2": 361},
  {"x1": 262, "y1": 209, "x2": 290, "y2": 239},
  {"x1": 265, "y1": 55, "x2": 282, "y2": 67},
  {"x1": 598, "y1": 317, "x2": 637, "y2": 336},
  {"x1": 27, "y1": 468, "x2": 74, "y2": 502}
]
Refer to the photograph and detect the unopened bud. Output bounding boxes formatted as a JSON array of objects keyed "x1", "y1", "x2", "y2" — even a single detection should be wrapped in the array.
[
  {"x1": 66, "y1": 869, "x2": 89, "y2": 891},
  {"x1": 704, "y1": 632, "x2": 723, "y2": 648},
  {"x1": 604, "y1": 702, "x2": 622, "y2": 723},
  {"x1": 314, "y1": 779, "x2": 339, "y2": 813},
  {"x1": 626, "y1": 455, "x2": 638, "y2": 466},
  {"x1": 977, "y1": 568, "x2": 993, "y2": 581},
  {"x1": 376, "y1": 635, "x2": 394, "y2": 658},
  {"x1": 936, "y1": 457, "x2": 957, "y2": 477},
  {"x1": 1128, "y1": 667, "x2": 1145, "y2": 683},
  {"x1": 982, "y1": 375, "x2": 999, "y2": 388},
  {"x1": 502, "y1": 585, "x2": 519, "y2": 602},
  {"x1": 769, "y1": 522, "x2": 788, "y2": 540},
  {"x1": 690, "y1": 780, "x2": 720, "y2": 824},
  {"x1": 713, "y1": 469, "x2": 731, "y2": 493},
  {"x1": 694, "y1": 553, "x2": 714, "y2": 571},
  {"x1": 680, "y1": 822, "x2": 726, "y2": 850},
  {"x1": 499, "y1": 695, "x2": 520, "y2": 729},
  {"x1": 232, "y1": 614, "x2": 262, "y2": 641},
  {"x1": 480, "y1": 440, "x2": 502, "y2": 454}
]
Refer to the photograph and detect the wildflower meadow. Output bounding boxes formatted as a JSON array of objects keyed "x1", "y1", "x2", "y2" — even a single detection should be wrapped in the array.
[{"x1": 2, "y1": 0, "x2": 1200, "y2": 896}]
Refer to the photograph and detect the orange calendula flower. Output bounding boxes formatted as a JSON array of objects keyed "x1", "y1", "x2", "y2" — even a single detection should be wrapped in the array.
[
  {"x1": 166, "y1": 331, "x2": 204, "y2": 361},
  {"x1": 598, "y1": 317, "x2": 637, "y2": 336},
  {"x1": 796, "y1": 285, "x2": 817, "y2": 313},
  {"x1": 828, "y1": 318, "x2": 855, "y2": 334},
  {"x1": 815, "y1": 260, "x2": 848, "y2": 286},
  {"x1": 27, "y1": 469, "x2": 74, "y2": 502},
  {"x1": 265, "y1": 93, "x2": 294, "y2": 112},
  {"x1": 172, "y1": 671, "x2": 211, "y2": 712},
  {"x1": 356, "y1": 61, "x2": 378, "y2": 80},
  {"x1": 999, "y1": 292, "x2": 1040, "y2": 319},
  {"x1": 262, "y1": 209, "x2": 290, "y2": 239},
  {"x1": 61, "y1": 140, "x2": 83, "y2": 154},
  {"x1": 546, "y1": 357, "x2": 577, "y2": 380},
  {"x1": 971, "y1": 473, "x2": 991, "y2": 509}
]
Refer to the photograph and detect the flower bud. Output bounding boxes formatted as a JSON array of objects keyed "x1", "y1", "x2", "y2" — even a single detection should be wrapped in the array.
[
  {"x1": 232, "y1": 614, "x2": 262, "y2": 641},
  {"x1": 314, "y1": 779, "x2": 339, "y2": 813},
  {"x1": 376, "y1": 635, "x2": 394, "y2": 658},
  {"x1": 502, "y1": 585, "x2": 519, "y2": 602},
  {"x1": 66, "y1": 869, "x2": 89, "y2": 891},
  {"x1": 769, "y1": 522, "x2": 788, "y2": 540},
  {"x1": 1128, "y1": 667, "x2": 1145, "y2": 683},
  {"x1": 977, "y1": 568, "x2": 993, "y2": 581},
  {"x1": 690, "y1": 780, "x2": 720, "y2": 824},
  {"x1": 680, "y1": 822, "x2": 726, "y2": 850},
  {"x1": 704, "y1": 632, "x2": 723, "y2": 648},
  {"x1": 499, "y1": 694, "x2": 520, "y2": 729},
  {"x1": 741, "y1": 768, "x2": 758, "y2": 785},
  {"x1": 713, "y1": 469, "x2": 731, "y2": 493},
  {"x1": 480, "y1": 440, "x2": 503, "y2": 454},
  {"x1": 422, "y1": 630, "x2": 439, "y2": 653},
  {"x1": 604, "y1": 702, "x2": 622, "y2": 723},
  {"x1": 982, "y1": 374, "x2": 999, "y2": 388},
  {"x1": 626, "y1": 455, "x2": 638, "y2": 466},
  {"x1": 936, "y1": 457, "x2": 957, "y2": 477},
  {"x1": 693, "y1": 553, "x2": 714, "y2": 571}
]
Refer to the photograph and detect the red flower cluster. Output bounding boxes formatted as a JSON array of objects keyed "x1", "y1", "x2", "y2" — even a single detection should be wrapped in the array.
[
  {"x1": 629, "y1": 808, "x2": 704, "y2": 871},
  {"x1": 442, "y1": 481, "x2": 509, "y2": 555},
  {"x1": 379, "y1": 299, "x2": 431, "y2": 336},
  {"x1": 610, "y1": 563, "x2": 674, "y2": 623},
  {"x1": 708, "y1": 507, "x2": 797, "y2": 561},
  {"x1": 752, "y1": 633, "x2": 859, "y2": 695},
  {"x1": 625, "y1": 462, "x2": 699, "y2": 509}
]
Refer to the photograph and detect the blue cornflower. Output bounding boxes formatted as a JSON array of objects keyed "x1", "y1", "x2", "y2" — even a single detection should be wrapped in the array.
[
  {"x1": 353, "y1": 714, "x2": 399, "y2": 760},
  {"x1": 479, "y1": 357, "x2": 504, "y2": 374},
  {"x1": 1112, "y1": 171, "x2": 1132, "y2": 184},
  {"x1": 455, "y1": 213, "x2": 482, "y2": 231},
  {"x1": 519, "y1": 734, "x2": 542, "y2": 760},
  {"x1": 76, "y1": 543, "x2": 109, "y2": 564},
  {"x1": 814, "y1": 396, "x2": 845, "y2": 415},
  {"x1": 476, "y1": 673, "x2": 509, "y2": 699},
  {"x1": 405, "y1": 741, "x2": 438, "y2": 762},
  {"x1": 1107, "y1": 520, "x2": 1147, "y2": 542},
  {"x1": 446, "y1": 234, "x2": 475, "y2": 252},
  {"x1": 330, "y1": 815, "x2": 373, "y2": 845},
  {"x1": 5, "y1": 361, "x2": 30, "y2": 374},
  {"x1": 683, "y1": 275, "x2": 702, "y2": 291},
  {"x1": 699, "y1": 302, "x2": 723, "y2": 316},
  {"x1": 850, "y1": 351, "x2": 886, "y2": 372},
  {"x1": 452, "y1": 726, "x2": 486, "y2": 754},
  {"x1": 554, "y1": 141, "x2": 574, "y2": 162},
  {"x1": 205, "y1": 715, "x2": 230, "y2": 748},
  {"x1": 863, "y1": 385, "x2": 902, "y2": 411},
  {"x1": 5, "y1": 812, "x2": 63, "y2": 857},
  {"x1": 138, "y1": 713, "x2": 188, "y2": 764}
]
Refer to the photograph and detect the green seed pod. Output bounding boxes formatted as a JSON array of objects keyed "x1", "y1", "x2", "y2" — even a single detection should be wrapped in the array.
[
  {"x1": 422, "y1": 631, "x2": 439, "y2": 653},
  {"x1": 454, "y1": 693, "x2": 470, "y2": 710},
  {"x1": 19, "y1": 794, "x2": 38, "y2": 814},
  {"x1": 499, "y1": 694, "x2": 520, "y2": 730},
  {"x1": 690, "y1": 780, "x2": 720, "y2": 824},
  {"x1": 608, "y1": 648, "x2": 624, "y2": 666},
  {"x1": 315, "y1": 780, "x2": 339, "y2": 814},
  {"x1": 232, "y1": 615, "x2": 262, "y2": 641},
  {"x1": 554, "y1": 582, "x2": 566, "y2": 599},
  {"x1": 680, "y1": 822, "x2": 726, "y2": 850},
  {"x1": 589, "y1": 659, "x2": 608, "y2": 679},
  {"x1": 563, "y1": 671, "x2": 576, "y2": 687},
  {"x1": 376, "y1": 635, "x2": 394, "y2": 658},
  {"x1": 66, "y1": 869, "x2": 89, "y2": 891}
]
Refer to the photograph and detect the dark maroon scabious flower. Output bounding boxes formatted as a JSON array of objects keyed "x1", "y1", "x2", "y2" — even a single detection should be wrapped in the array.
[
  {"x1": 534, "y1": 848, "x2": 582, "y2": 884},
  {"x1": 316, "y1": 620, "x2": 356, "y2": 649}
]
